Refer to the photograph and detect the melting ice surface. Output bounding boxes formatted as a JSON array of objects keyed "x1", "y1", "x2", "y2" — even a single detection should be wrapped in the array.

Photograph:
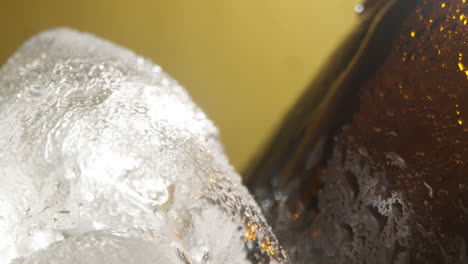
[{"x1": 0, "y1": 28, "x2": 289, "y2": 264}]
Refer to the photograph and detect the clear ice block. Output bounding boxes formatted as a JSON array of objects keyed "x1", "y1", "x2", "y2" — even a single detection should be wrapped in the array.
[{"x1": 0, "y1": 28, "x2": 289, "y2": 264}]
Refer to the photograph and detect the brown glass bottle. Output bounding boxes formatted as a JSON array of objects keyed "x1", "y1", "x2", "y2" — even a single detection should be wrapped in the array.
[{"x1": 246, "y1": 0, "x2": 468, "y2": 263}]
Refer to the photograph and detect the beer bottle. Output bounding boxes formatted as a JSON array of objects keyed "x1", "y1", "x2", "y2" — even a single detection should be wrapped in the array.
[{"x1": 247, "y1": 0, "x2": 468, "y2": 263}]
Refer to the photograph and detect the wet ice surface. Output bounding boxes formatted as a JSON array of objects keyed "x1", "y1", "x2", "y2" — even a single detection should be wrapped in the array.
[{"x1": 0, "y1": 28, "x2": 289, "y2": 264}]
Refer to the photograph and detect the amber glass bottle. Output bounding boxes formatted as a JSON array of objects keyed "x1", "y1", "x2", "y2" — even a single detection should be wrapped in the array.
[{"x1": 247, "y1": 0, "x2": 468, "y2": 263}]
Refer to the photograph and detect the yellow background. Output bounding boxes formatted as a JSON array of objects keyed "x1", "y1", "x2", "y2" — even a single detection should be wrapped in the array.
[{"x1": 0, "y1": 1, "x2": 357, "y2": 172}]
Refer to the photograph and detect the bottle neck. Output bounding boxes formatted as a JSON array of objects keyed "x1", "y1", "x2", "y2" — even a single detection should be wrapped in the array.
[{"x1": 246, "y1": 0, "x2": 418, "y2": 190}]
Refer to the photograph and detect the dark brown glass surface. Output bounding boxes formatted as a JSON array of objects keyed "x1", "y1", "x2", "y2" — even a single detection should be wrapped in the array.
[{"x1": 247, "y1": 0, "x2": 468, "y2": 263}]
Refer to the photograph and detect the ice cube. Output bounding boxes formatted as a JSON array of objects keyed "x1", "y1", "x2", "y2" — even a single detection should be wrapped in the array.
[
  {"x1": 11, "y1": 230, "x2": 182, "y2": 264},
  {"x1": 0, "y1": 28, "x2": 289, "y2": 264}
]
